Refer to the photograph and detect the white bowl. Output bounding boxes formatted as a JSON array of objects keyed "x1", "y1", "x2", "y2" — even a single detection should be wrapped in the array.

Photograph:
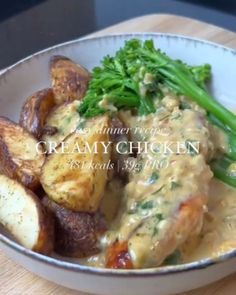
[{"x1": 0, "y1": 33, "x2": 236, "y2": 295}]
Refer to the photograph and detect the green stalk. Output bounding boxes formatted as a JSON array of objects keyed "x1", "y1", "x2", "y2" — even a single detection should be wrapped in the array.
[
  {"x1": 142, "y1": 48, "x2": 236, "y2": 132},
  {"x1": 208, "y1": 113, "x2": 236, "y2": 161},
  {"x1": 79, "y1": 39, "x2": 236, "y2": 133},
  {"x1": 211, "y1": 156, "x2": 236, "y2": 188}
]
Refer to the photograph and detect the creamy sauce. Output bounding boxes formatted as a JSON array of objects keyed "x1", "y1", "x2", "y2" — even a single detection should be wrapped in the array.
[
  {"x1": 104, "y1": 92, "x2": 217, "y2": 267},
  {"x1": 81, "y1": 177, "x2": 236, "y2": 268},
  {"x1": 181, "y1": 178, "x2": 236, "y2": 262},
  {"x1": 82, "y1": 91, "x2": 236, "y2": 268},
  {"x1": 43, "y1": 100, "x2": 81, "y2": 149}
]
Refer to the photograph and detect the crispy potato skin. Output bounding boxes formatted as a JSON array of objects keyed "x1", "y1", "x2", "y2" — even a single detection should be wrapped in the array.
[
  {"x1": 33, "y1": 202, "x2": 54, "y2": 254},
  {"x1": 41, "y1": 115, "x2": 111, "y2": 212},
  {"x1": 19, "y1": 88, "x2": 55, "y2": 139},
  {"x1": 0, "y1": 174, "x2": 54, "y2": 254},
  {"x1": 0, "y1": 117, "x2": 45, "y2": 190},
  {"x1": 42, "y1": 196, "x2": 106, "y2": 257},
  {"x1": 50, "y1": 55, "x2": 90, "y2": 104}
]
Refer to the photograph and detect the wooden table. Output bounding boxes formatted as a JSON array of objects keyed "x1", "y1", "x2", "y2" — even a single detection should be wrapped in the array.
[{"x1": 1, "y1": 13, "x2": 236, "y2": 295}]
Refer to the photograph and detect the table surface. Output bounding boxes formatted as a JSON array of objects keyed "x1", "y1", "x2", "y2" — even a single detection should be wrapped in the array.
[
  {"x1": 1, "y1": 0, "x2": 236, "y2": 70},
  {"x1": 1, "y1": 13, "x2": 236, "y2": 295}
]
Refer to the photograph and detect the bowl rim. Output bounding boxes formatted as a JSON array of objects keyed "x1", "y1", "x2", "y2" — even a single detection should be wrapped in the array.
[{"x1": 1, "y1": 32, "x2": 236, "y2": 277}]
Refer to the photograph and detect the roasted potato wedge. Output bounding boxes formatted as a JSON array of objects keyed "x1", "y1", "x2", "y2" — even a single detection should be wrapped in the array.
[
  {"x1": 42, "y1": 196, "x2": 106, "y2": 257},
  {"x1": 0, "y1": 117, "x2": 45, "y2": 190},
  {"x1": 41, "y1": 115, "x2": 111, "y2": 212},
  {"x1": 19, "y1": 88, "x2": 55, "y2": 139},
  {"x1": 42, "y1": 100, "x2": 81, "y2": 151},
  {"x1": 50, "y1": 55, "x2": 90, "y2": 104},
  {"x1": 0, "y1": 174, "x2": 54, "y2": 254}
]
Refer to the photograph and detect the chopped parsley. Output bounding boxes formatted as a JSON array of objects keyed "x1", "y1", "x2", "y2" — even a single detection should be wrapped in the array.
[
  {"x1": 170, "y1": 181, "x2": 181, "y2": 190},
  {"x1": 164, "y1": 250, "x2": 182, "y2": 265},
  {"x1": 155, "y1": 213, "x2": 164, "y2": 221},
  {"x1": 152, "y1": 214, "x2": 164, "y2": 236},
  {"x1": 77, "y1": 120, "x2": 86, "y2": 130},
  {"x1": 179, "y1": 101, "x2": 191, "y2": 110},
  {"x1": 152, "y1": 227, "x2": 159, "y2": 236},
  {"x1": 147, "y1": 172, "x2": 159, "y2": 184},
  {"x1": 140, "y1": 200, "x2": 154, "y2": 210},
  {"x1": 152, "y1": 185, "x2": 165, "y2": 195}
]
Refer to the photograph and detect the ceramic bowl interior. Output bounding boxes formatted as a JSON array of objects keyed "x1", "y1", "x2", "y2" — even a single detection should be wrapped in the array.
[{"x1": 0, "y1": 33, "x2": 236, "y2": 276}]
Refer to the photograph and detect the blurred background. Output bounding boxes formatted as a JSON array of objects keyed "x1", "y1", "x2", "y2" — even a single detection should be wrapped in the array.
[
  {"x1": 180, "y1": 0, "x2": 236, "y2": 13},
  {"x1": 1, "y1": 0, "x2": 236, "y2": 68}
]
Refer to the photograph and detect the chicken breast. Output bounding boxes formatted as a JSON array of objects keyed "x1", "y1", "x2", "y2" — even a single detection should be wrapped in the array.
[{"x1": 105, "y1": 96, "x2": 214, "y2": 268}]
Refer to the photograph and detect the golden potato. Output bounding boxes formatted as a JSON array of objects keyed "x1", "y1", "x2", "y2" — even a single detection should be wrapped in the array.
[
  {"x1": 41, "y1": 115, "x2": 111, "y2": 212},
  {"x1": 19, "y1": 88, "x2": 55, "y2": 139},
  {"x1": 0, "y1": 117, "x2": 45, "y2": 190},
  {"x1": 42, "y1": 100, "x2": 81, "y2": 151},
  {"x1": 0, "y1": 174, "x2": 54, "y2": 254},
  {"x1": 50, "y1": 55, "x2": 90, "y2": 104},
  {"x1": 42, "y1": 196, "x2": 106, "y2": 257}
]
